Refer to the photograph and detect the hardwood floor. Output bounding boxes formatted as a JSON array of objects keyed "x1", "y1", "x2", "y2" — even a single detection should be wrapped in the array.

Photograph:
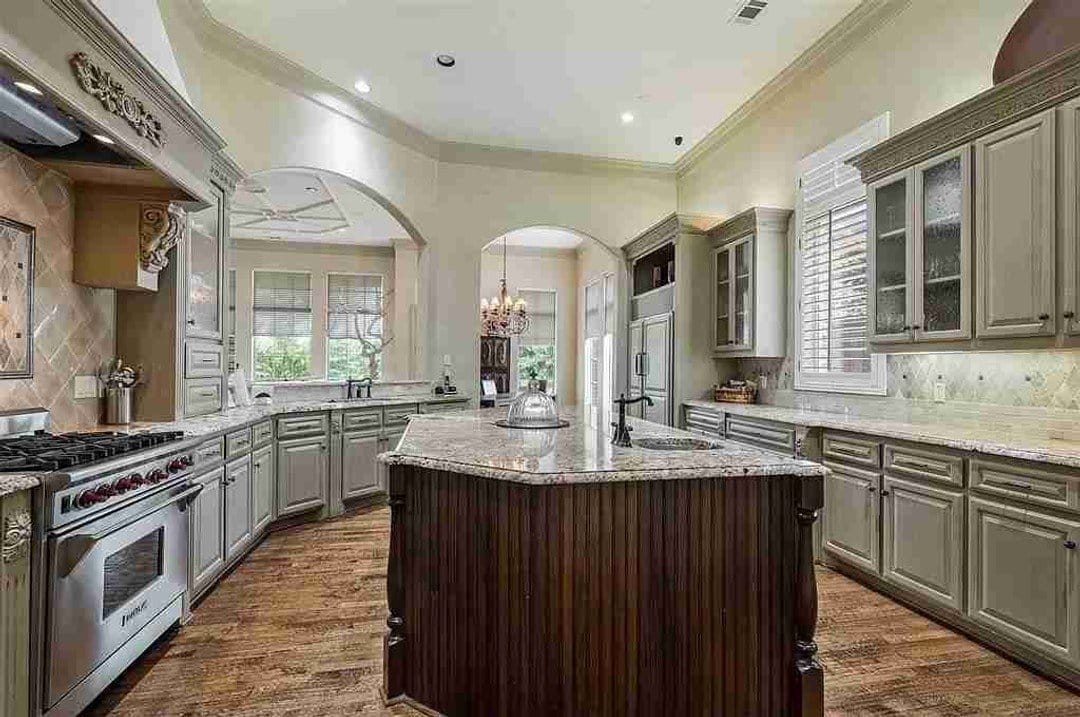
[{"x1": 87, "y1": 506, "x2": 1080, "y2": 716}]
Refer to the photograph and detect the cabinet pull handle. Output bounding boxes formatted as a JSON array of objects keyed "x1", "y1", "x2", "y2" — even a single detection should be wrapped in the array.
[
  {"x1": 1038, "y1": 313, "x2": 1050, "y2": 321},
  {"x1": 867, "y1": 486, "x2": 876, "y2": 493},
  {"x1": 1065, "y1": 311, "x2": 1076, "y2": 320},
  {"x1": 187, "y1": 319, "x2": 196, "y2": 325},
  {"x1": 1065, "y1": 541, "x2": 1077, "y2": 550},
  {"x1": 880, "y1": 489, "x2": 890, "y2": 496},
  {"x1": 911, "y1": 324, "x2": 921, "y2": 330}
]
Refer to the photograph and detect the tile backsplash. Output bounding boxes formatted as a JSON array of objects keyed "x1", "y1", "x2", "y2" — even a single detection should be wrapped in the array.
[
  {"x1": 0, "y1": 143, "x2": 115, "y2": 431},
  {"x1": 736, "y1": 350, "x2": 1080, "y2": 411}
]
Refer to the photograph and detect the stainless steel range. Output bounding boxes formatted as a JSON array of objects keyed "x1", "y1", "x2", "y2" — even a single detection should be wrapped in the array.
[{"x1": 3, "y1": 409, "x2": 201, "y2": 717}]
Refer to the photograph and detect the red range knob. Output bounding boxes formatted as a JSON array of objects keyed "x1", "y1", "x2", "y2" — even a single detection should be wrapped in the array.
[
  {"x1": 76, "y1": 489, "x2": 104, "y2": 508},
  {"x1": 181, "y1": 455, "x2": 194, "y2": 467},
  {"x1": 147, "y1": 469, "x2": 168, "y2": 484},
  {"x1": 167, "y1": 457, "x2": 187, "y2": 474},
  {"x1": 97, "y1": 483, "x2": 117, "y2": 497},
  {"x1": 129, "y1": 472, "x2": 145, "y2": 486}
]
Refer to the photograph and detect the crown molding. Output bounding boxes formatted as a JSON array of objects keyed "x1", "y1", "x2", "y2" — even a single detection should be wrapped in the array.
[
  {"x1": 438, "y1": 141, "x2": 675, "y2": 178},
  {"x1": 674, "y1": 0, "x2": 912, "y2": 178},
  {"x1": 708, "y1": 206, "x2": 792, "y2": 245},
  {"x1": 233, "y1": 237, "x2": 396, "y2": 256},
  {"x1": 622, "y1": 212, "x2": 719, "y2": 260}
]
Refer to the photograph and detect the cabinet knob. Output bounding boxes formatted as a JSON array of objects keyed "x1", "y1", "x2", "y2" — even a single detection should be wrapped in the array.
[
  {"x1": 867, "y1": 486, "x2": 876, "y2": 493},
  {"x1": 1065, "y1": 540, "x2": 1077, "y2": 550},
  {"x1": 901, "y1": 325, "x2": 911, "y2": 332},
  {"x1": 880, "y1": 489, "x2": 891, "y2": 496},
  {"x1": 1038, "y1": 313, "x2": 1050, "y2": 321},
  {"x1": 187, "y1": 319, "x2": 196, "y2": 325},
  {"x1": 910, "y1": 324, "x2": 921, "y2": 330},
  {"x1": 1065, "y1": 311, "x2": 1076, "y2": 320}
]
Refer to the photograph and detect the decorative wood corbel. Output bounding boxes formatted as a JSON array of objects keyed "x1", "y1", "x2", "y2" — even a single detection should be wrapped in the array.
[
  {"x1": 1, "y1": 510, "x2": 31, "y2": 564},
  {"x1": 140, "y1": 203, "x2": 185, "y2": 273},
  {"x1": 70, "y1": 51, "x2": 166, "y2": 147}
]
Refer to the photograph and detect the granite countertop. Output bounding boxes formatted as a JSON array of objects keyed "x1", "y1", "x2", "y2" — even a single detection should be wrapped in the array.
[
  {"x1": 379, "y1": 407, "x2": 825, "y2": 485},
  {"x1": 0, "y1": 473, "x2": 40, "y2": 499},
  {"x1": 685, "y1": 399, "x2": 1080, "y2": 470}
]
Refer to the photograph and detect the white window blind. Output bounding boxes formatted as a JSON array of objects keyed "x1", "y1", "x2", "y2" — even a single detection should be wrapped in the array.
[
  {"x1": 327, "y1": 274, "x2": 382, "y2": 340},
  {"x1": 253, "y1": 271, "x2": 311, "y2": 337},
  {"x1": 520, "y1": 290, "x2": 556, "y2": 347},
  {"x1": 795, "y1": 114, "x2": 888, "y2": 395}
]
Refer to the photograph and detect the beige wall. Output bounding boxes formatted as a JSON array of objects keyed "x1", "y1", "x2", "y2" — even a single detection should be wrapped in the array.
[
  {"x1": 0, "y1": 144, "x2": 115, "y2": 430},
  {"x1": 574, "y1": 239, "x2": 622, "y2": 406},
  {"x1": 231, "y1": 239, "x2": 395, "y2": 381},
  {"x1": 480, "y1": 246, "x2": 578, "y2": 403}
]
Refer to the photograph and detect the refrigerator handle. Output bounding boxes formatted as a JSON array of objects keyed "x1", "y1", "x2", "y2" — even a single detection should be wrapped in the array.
[{"x1": 640, "y1": 353, "x2": 648, "y2": 378}]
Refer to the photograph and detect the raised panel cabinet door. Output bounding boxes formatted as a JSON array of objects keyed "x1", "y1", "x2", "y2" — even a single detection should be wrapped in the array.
[
  {"x1": 341, "y1": 432, "x2": 381, "y2": 500},
  {"x1": 882, "y1": 476, "x2": 964, "y2": 611},
  {"x1": 224, "y1": 456, "x2": 252, "y2": 563},
  {"x1": 968, "y1": 496, "x2": 1080, "y2": 667},
  {"x1": 867, "y1": 168, "x2": 915, "y2": 343},
  {"x1": 252, "y1": 445, "x2": 274, "y2": 534},
  {"x1": 191, "y1": 468, "x2": 225, "y2": 595},
  {"x1": 913, "y1": 146, "x2": 972, "y2": 341},
  {"x1": 975, "y1": 109, "x2": 1057, "y2": 338},
  {"x1": 1062, "y1": 97, "x2": 1080, "y2": 335},
  {"x1": 276, "y1": 435, "x2": 328, "y2": 518},
  {"x1": 642, "y1": 313, "x2": 672, "y2": 425},
  {"x1": 186, "y1": 183, "x2": 224, "y2": 340},
  {"x1": 823, "y1": 462, "x2": 881, "y2": 575}
]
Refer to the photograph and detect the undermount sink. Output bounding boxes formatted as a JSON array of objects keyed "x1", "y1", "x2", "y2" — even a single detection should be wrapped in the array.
[{"x1": 630, "y1": 437, "x2": 723, "y2": 451}]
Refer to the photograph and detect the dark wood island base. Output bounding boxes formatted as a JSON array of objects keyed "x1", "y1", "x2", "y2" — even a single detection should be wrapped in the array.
[{"x1": 383, "y1": 465, "x2": 824, "y2": 716}]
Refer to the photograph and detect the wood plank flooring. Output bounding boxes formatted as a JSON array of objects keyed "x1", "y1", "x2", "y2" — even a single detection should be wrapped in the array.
[{"x1": 87, "y1": 506, "x2": 1080, "y2": 716}]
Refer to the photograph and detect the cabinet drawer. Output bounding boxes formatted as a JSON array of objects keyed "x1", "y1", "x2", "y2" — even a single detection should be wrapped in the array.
[
  {"x1": 185, "y1": 379, "x2": 223, "y2": 417},
  {"x1": 343, "y1": 408, "x2": 382, "y2": 433},
  {"x1": 823, "y1": 432, "x2": 881, "y2": 469},
  {"x1": 276, "y1": 413, "x2": 328, "y2": 439},
  {"x1": 971, "y1": 457, "x2": 1078, "y2": 513},
  {"x1": 252, "y1": 420, "x2": 273, "y2": 448},
  {"x1": 884, "y1": 443, "x2": 964, "y2": 488},
  {"x1": 725, "y1": 415, "x2": 795, "y2": 455},
  {"x1": 422, "y1": 400, "x2": 467, "y2": 414},
  {"x1": 684, "y1": 405, "x2": 722, "y2": 436},
  {"x1": 194, "y1": 437, "x2": 225, "y2": 466},
  {"x1": 225, "y1": 427, "x2": 253, "y2": 458},
  {"x1": 185, "y1": 342, "x2": 224, "y2": 378},
  {"x1": 383, "y1": 404, "x2": 419, "y2": 429}
]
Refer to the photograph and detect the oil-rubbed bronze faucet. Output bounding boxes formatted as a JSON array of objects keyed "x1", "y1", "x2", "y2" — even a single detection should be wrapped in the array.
[
  {"x1": 347, "y1": 377, "x2": 373, "y2": 399},
  {"x1": 611, "y1": 393, "x2": 653, "y2": 447}
]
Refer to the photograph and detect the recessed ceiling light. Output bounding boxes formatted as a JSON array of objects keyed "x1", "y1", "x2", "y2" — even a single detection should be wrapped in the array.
[
  {"x1": 13, "y1": 80, "x2": 43, "y2": 96},
  {"x1": 354, "y1": 79, "x2": 371, "y2": 94},
  {"x1": 620, "y1": 112, "x2": 635, "y2": 124},
  {"x1": 91, "y1": 133, "x2": 115, "y2": 145},
  {"x1": 435, "y1": 54, "x2": 456, "y2": 68},
  {"x1": 304, "y1": 186, "x2": 319, "y2": 193}
]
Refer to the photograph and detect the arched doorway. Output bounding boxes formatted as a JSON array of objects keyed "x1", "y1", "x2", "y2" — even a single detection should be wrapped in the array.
[
  {"x1": 228, "y1": 167, "x2": 426, "y2": 385},
  {"x1": 475, "y1": 226, "x2": 624, "y2": 417}
]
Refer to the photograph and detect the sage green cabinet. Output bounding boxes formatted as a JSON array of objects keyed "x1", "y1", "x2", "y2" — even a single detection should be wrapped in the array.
[
  {"x1": 252, "y1": 444, "x2": 274, "y2": 534},
  {"x1": 967, "y1": 496, "x2": 1080, "y2": 667},
  {"x1": 823, "y1": 461, "x2": 880, "y2": 574},
  {"x1": 224, "y1": 456, "x2": 252, "y2": 563},
  {"x1": 712, "y1": 236, "x2": 753, "y2": 352},
  {"x1": 1063, "y1": 96, "x2": 1080, "y2": 336},
  {"x1": 276, "y1": 434, "x2": 328, "y2": 518},
  {"x1": 1, "y1": 489, "x2": 31, "y2": 717},
  {"x1": 868, "y1": 170, "x2": 914, "y2": 343},
  {"x1": 882, "y1": 475, "x2": 964, "y2": 611},
  {"x1": 341, "y1": 431, "x2": 381, "y2": 501},
  {"x1": 191, "y1": 467, "x2": 225, "y2": 597},
  {"x1": 974, "y1": 109, "x2": 1057, "y2": 339}
]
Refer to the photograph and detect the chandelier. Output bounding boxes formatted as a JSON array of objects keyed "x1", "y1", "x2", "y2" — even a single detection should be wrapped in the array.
[{"x1": 480, "y1": 237, "x2": 529, "y2": 337}]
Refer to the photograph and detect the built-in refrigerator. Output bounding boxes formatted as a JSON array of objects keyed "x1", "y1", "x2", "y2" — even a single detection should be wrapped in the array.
[{"x1": 627, "y1": 312, "x2": 673, "y2": 425}]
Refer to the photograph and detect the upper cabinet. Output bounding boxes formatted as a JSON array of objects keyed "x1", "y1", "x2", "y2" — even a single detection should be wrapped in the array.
[
  {"x1": 186, "y1": 183, "x2": 226, "y2": 341},
  {"x1": 709, "y1": 207, "x2": 791, "y2": 357},
  {"x1": 868, "y1": 147, "x2": 971, "y2": 344},
  {"x1": 850, "y1": 45, "x2": 1080, "y2": 351}
]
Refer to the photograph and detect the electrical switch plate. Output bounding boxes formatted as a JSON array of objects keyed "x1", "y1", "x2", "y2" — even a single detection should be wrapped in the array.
[
  {"x1": 933, "y1": 381, "x2": 947, "y2": 403},
  {"x1": 73, "y1": 375, "x2": 100, "y2": 399}
]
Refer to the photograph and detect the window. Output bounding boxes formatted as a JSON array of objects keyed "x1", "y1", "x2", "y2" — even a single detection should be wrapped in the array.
[
  {"x1": 252, "y1": 271, "x2": 312, "y2": 381},
  {"x1": 583, "y1": 274, "x2": 615, "y2": 421},
  {"x1": 517, "y1": 289, "x2": 556, "y2": 395},
  {"x1": 327, "y1": 273, "x2": 383, "y2": 380},
  {"x1": 795, "y1": 115, "x2": 889, "y2": 395}
]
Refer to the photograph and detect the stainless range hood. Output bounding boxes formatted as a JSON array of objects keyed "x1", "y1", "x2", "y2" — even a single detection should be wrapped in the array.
[{"x1": 0, "y1": 75, "x2": 79, "y2": 147}]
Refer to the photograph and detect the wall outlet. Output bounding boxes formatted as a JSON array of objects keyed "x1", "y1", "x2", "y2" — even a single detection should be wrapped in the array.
[
  {"x1": 933, "y1": 381, "x2": 947, "y2": 403},
  {"x1": 73, "y1": 375, "x2": 100, "y2": 400}
]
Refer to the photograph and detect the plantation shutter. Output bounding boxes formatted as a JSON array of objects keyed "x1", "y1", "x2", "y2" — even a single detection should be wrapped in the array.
[
  {"x1": 520, "y1": 290, "x2": 555, "y2": 347},
  {"x1": 327, "y1": 274, "x2": 382, "y2": 340},
  {"x1": 253, "y1": 271, "x2": 311, "y2": 337}
]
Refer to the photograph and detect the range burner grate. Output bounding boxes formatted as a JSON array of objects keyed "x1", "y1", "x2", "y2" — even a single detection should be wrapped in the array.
[{"x1": 0, "y1": 430, "x2": 184, "y2": 472}]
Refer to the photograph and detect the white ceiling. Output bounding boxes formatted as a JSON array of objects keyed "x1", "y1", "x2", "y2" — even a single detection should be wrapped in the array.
[
  {"x1": 486, "y1": 226, "x2": 586, "y2": 251},
  {"x1": 202, "y1": 0, "x2": 862, "y2": 164},
  {"x1": 231, "y1": 168, "x2": 409, "y2": 245}
]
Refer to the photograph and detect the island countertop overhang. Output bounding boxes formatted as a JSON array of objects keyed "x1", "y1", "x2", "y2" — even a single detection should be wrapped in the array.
[{"x1": 378, "y1": 407, "x2": 825, "y2": 485}]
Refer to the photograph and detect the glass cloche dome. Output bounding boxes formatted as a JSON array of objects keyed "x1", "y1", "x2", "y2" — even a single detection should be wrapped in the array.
[{"x1": 496, "y1": 380, "x2": 568, "y2": 429}]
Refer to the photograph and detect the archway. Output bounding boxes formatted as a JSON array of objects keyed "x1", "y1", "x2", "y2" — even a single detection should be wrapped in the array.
[
  {"x1": 228, "y1": 167, "x2": 426, "y2": 384},
  {"x1": 475, "y1": 225, "x2": 626, "y2": 415}
]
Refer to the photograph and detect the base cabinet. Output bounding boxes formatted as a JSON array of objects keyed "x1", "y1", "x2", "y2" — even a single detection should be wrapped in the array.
[
  {"x1": 882, "y1": 476, "x2": 964, "y2": 611},
  {"x1": 277, "y1": 435, "x2": 328, "y2": 518},
  {"x1": 342, "y1": 432, "x2": 381, "y2": 501},
  {"x1": 224, "y1": 456, "x2": 252, "y2": 563},
  {"x1": 967, "y1": 496, "x2": 1080, "y2": 667},
  {"x1": 191, "y1": 468, "x2": 226, "y2": 596},
  {"x1": 252, "y1": 445, "x2": 274, "y2": 534},
  {"x1": 823, "y1": 462, "x2": 880, "y2": 574}
]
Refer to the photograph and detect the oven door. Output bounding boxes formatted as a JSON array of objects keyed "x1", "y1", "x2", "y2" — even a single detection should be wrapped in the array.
[{"x1": 44, "y1": 480, "x2": 200, "y2": 710}]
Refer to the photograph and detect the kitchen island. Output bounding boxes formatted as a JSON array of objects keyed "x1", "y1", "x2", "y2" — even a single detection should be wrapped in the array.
[{"x1": 378, "y1": 409, "x2": 827, "y2": 716}]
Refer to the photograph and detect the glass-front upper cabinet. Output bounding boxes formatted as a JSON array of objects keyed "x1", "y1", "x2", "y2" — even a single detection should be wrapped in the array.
[
  {"x1": 186, "y1": 184, "x2": 225, "y2": 340},
  {"x1": 868, "y1": 146, "x2": 970, "y2": 344},
  {"x1": 713, "y1": 235, "x2": 753, "y2": 352}
]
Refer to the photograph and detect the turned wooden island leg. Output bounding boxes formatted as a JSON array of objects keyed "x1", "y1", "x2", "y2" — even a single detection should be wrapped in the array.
[
  {"x1": 793, "y1": 474, "x2": 824, "y2": 717},
  {"x1": 383, "y1": 466, "x2": 407, "y2": 702}
]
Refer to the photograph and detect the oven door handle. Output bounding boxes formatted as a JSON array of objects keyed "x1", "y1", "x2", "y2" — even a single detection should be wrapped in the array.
[{"x1": 56, "y1": 483, "x2": 204, "y2": 579}]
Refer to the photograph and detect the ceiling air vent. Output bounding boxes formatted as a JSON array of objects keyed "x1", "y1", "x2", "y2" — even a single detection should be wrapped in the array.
[{"x1": 730, "y1": 0, "x2": 768, "y2": 25}]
